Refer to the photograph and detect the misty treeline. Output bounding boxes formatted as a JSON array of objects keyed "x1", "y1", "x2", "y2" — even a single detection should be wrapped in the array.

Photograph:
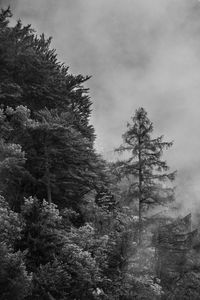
[{"x1": 0, "y1": 7, "x2": 200, "y2": 300}]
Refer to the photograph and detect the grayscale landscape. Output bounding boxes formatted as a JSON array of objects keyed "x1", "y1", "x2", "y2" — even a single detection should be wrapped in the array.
[{"x1": 0, "y1": 1, "x2": 200, "y2": 299}]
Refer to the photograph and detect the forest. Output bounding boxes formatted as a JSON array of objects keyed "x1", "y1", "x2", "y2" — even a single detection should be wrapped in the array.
[{"x1": 0, "y1": 7, "x2": 200, "y2": 300}]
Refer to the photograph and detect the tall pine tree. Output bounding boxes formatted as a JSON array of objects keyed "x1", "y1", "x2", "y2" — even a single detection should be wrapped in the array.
[{"x1": 115, "y1": 107, "x2": 176, "y2": 244}]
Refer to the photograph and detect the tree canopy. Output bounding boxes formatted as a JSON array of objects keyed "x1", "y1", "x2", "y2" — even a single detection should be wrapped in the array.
[
  {"x1": 114, "y1": 107, "x2": 176, "y2": 243},
  {"x1": 0, "y1": 7, "x2": 198, "y2": 300},
  {"x1": 0, "y1": 8, "x2": 109, "y2": 214}
]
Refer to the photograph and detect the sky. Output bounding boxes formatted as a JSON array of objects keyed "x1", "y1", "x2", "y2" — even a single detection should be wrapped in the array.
[{"x1": 1, "y1": 0, "x2": 200, "y2": 217}]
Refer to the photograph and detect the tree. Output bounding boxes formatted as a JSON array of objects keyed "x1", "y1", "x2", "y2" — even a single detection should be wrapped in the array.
[
  {"x1": 25, "y1": 108, "x2": 108, "y2": 209},
  {"x1": 114, "y1": 107, "x2": 176, "y2": 244},
  {"x1": 18, "y1": 197, "x2": 109, "y2": 299},
  {"x1": 18, "y1": 197, "x2": 65, "y2": 272},
  {"x1": 0, "y1": 107, "x2": 30, "y2": 209},
  {"x1": 0, "y1": 105, "x2": 109, "y2": 213},
  {"x1": 0, "y1": 8, "x2": 109, "y2": 214},
  {"x1": 0, "y1": 7, "x2": 94, "y2": 141},
  {"x1": 0, "y1": 196, "x2": 31, "y2": 299}
]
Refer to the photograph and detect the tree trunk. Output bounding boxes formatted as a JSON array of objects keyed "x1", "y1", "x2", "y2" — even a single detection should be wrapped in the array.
[
  {"x1": 46, "y1": 165, "x2": 52, "y2": 204},
  {"x1": 138, "y1": 171, "x2": 142, "y2": 245},
  {"x1": 45, "y1": 145, "x2": 52, "y2": 204},
  {"x1": 138, "y1": 197, "x2": 142, "y2": 245},
  {"x1": 138, "y1": 135, "x2": 142, "y2": 245}
]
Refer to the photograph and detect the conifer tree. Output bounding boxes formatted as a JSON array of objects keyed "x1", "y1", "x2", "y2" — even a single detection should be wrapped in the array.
[
  {"x1": 115, "y1": 107, "x2": 176, "y2": 244},
  {"x1": 0, "y1": 8, "x2": 109, "y2": 213}
]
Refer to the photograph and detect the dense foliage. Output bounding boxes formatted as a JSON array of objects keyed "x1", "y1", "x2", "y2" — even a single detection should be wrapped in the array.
[
  {"x1": 0, "y1": 7, "x2": 199, "y2": 300},
  {"x1": 0, "y1": 7, "x2": 109, "y2": 214}
]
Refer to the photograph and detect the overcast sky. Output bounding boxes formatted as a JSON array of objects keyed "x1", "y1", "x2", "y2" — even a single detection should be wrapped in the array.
[{"x1": 1, "y1": 0, "x2": 200, "y2": 215}]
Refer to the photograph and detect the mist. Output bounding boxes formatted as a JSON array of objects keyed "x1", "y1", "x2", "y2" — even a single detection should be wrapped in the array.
[{"x1": 1, "y1": 0, "x2": 200, "y2": 216}]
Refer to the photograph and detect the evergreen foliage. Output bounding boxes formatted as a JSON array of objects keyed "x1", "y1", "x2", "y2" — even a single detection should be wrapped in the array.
[
  {"x1": 0, "y1": 6, "x2": 109, "y2": 212},
  {"x1": 0, "y1": 196, "x2": 31, "y2": 300},
  {"x1": 114, "y1": 107, "x2": 176, "y2": 243},
  {"x1": 0, "y1": 7, "x2": 197, "y2": 300}
]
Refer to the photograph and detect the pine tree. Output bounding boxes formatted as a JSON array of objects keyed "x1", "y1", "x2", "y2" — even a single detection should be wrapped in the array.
[
  {"x1": 0, "y1": 8, "x2": 109, "y2": 213},
  {"x1": 115, "y1": 107, "x2": 176, "y2": 244},
  {"x1": 0, "y1": 7, "x2": 94, "y2": 141},
  {"x1": 0, "y1": 105, "x2": 109, "y2": 213}
]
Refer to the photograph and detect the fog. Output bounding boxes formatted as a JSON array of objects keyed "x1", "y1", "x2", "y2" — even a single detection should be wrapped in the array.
[{"x1": 1, "y1": 0, "x2": 200, "y2": 216}]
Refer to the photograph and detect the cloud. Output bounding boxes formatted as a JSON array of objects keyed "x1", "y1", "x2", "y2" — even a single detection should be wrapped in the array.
[
  {"x1": 0, "y1": 0, "x2": 18, "y2": 9},
  {"x1": 4, "y1": 0, "x2": 200, "y2": 216}
]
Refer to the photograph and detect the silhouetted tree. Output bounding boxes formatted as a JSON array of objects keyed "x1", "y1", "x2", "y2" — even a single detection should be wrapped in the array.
[
  {"x1": 0, "y1": 8, "x2": 109, "y2": 213},
  {"x1": 115, "y1": 107, "x2": 176, "y2": 244}
]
